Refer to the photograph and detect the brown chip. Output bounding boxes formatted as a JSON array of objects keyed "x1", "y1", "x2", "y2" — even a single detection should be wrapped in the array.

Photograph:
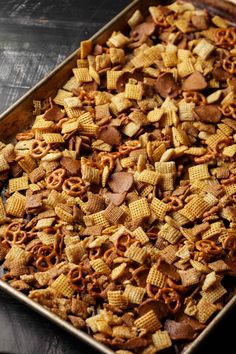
[
  {"x1": 182, "y1": 71, "x2": 207, "y2": 91},
  {"x1": 212, "y1": 67, "x2": 230, "y2": 82},
  {"x1": 176, "y1": 313, "x2": 206, "y2": 332},
  {"x1": 108, "y1": 172, "x2": 134, "y2": 193},
  {"x1": 97, "y1": 125, "x2": 121, "y2": 146},
  {"x1": 156, "y1": 258, "x2": 180, "y2": 282},
  {"x1": 131, "y1": 18, "x2": 156, "y2": 41},
  {"x1": 106, "y1": 192, "x2": 127, "y2": 206},
  {"x1": 164, "y1": 320, "x2": 195, "y2": 341},
  {"x1": 116, "y1": 70, "x2": 144, "y2": 92},
  {"x1": 60, "y1": 157, "x2": 80, "y2": 176},
  {"x1": 155, "y1": 72, "x2": 180, "y2": 98},
  {"x1": 191, "y1": 14, "x2": 208, "y2": 30},
  {"x1": 44, "y1": 104, "x2": 65, "y2": 122},
  {"x1": 25, "y1": 193, "x2": 43, "y2": 212},
  {"x1": 138, "y1": 299, "x2": 169, "y2": 320},
  {"x1": 193, "y1": 105, "x2": 221, "y2": 123}
]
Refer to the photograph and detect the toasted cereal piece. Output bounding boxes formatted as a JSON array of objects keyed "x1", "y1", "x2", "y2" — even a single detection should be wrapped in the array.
[
  {"x1": 6, "y1": 192, "x2": 26, "y2": 218},
  {"x1": 152, "y1": 330, "x2": 172, "y2": 351},
  {"x1": 5, "y1": 245, "x2": 27, "y2": 262},
  {"x1": 73, "y1": 68, "x2": 92, "y2": 83},
  {"x1": 134, "y1": 310, "x2": 162, "y2": 333},
  {"x1": 205, "y1": 131, "x2": 227, "y2": 149},
  {"x1": 53, "y1": 89, "x2": 73, "y2": 106},
  {"x1": 147, "y1": 108, "x2": 164, "y2": 123},
  {"x1": 201, "y1": 282, "x2": 226, "y2": 303},
  {"x1": 202, "y1": 222, "x2": 222, "y2": 239},
  {"x1": 123, "y1": 122, "x2": 141, "y2": 137},
  {"x1": 150, "y1": 198, "x2": 169, "y2": 222},
  {"x1": 0, "y1": 154, "x2": 9, "y2": 172},
  {"x1": 159, "y1": 223, "x2": 182, "y2": 244},
  {"x1": 106, "y1": 70, "x2": 123, "y2": 90},
  {"x1": 111, "y1": 93, "x2": 132, "y2": 113},
  {"x1": 190, "y1": 259, "x2": 211, "y2": 273},
  {"x1": 8, "y1": 175, "x2": 28, "y2": 194},
  {"x1": 65, "y1": 243, "x2": 85, "y2": 264},
  {"x1": 212, "y1": 15, "x2": 228, "y2": 28},
  {"x1": 63, "y1": 76, "x2": 80, "y2": 92},
  {"x1": 111, "y1": 263, "x2": 127, "y2": 281},
  {"x1": 179, "y1": 196, "x2": 209, "y2": 221},
  {"x1": 124, "y1": 244, "x2": 146, "y2": 264},
  {"x1": 37, "y1": 232, "x2": 55, "y2": 246},
  {"x1": 64, "y1": 106, "x2": 81, "y2": 119},
  {"x1": 107, "y1": 290, "x2": 128, "y2": 307},
  {"x1": 64, "y1": 96, "x2": 82, "y2": 108},
  {"x1": 42, "y1": 133, "x2": 64, "y2": 144},
  {"x1": 193, "y1": 39, "x2": 215, "y2": 60},
  {"x1": 188, "y1": 164, "x2": 210, "y2": 184},
  {"x1": 35, "y1": 217, "x2": 55, "y2": 230},
  {"x1": 129, "y1": 198, "x2": 150, "y2": 220},
  {"x1": 208, "y1": 259, "x2": 230, "y2": 272},
  {"x1": 46, "y1": 190, "x2": 66, "y2": 208},
  {"x1": 89, "y1": 65, "x2": 100, "y2": 85},
  {"x1": 81, "y1": 164, "x2": 100, "y2": 184},
  {"x1": 133, "y1": 227, "x2": 149, "y2": 245},
  {"x1": 161, "y1": 51, "x2": 178, "y2": 68},
  {"x1": 80, "y1": 39, "x2": 93, "y2": 59},
  {"x1": 90, "y1": 258, "x2": 111, "y2": 275},
  {"x1": 125, "y1": 82, "x2": 143, "y2": 101},
  {"x1": 124, "y1": 284, "x2": 146, "y2": 304},
  {"x1": 128, "y1": 9, "x2": 144, "y2": 28},
  {"x1": 223, "y1": 144, "x2": 236, "y2": 157},
  {"x1": 202, "y1": 271, "x2": 218, "y2": 291},
  {"x1": 18, "y1": 154, "x2": 37, "y2": 174},
  {"x1": 51, "y1": 274, "x2": 74, "y2": 298},
  {"x1": 32, "y1": 115, "x2": 54, "y2": 130},
  {"x1": 147, "y1": 265, "x2": 166, "y2": 287},
  {"x1": 137, "y1": 170, "x2": 161, "y2": 186},
  {"x1": 107, "y1": 31, "x2": 129, "y2": 48},
  {"x1": 179, "y1": 268, "x2": 201, "y2": 286},
  {"x1": 196, "y1": 298, "x2": 218, "y2": 323},
  {"x1": 55, "y1": 204, "x2": 74, "y2": 223}
]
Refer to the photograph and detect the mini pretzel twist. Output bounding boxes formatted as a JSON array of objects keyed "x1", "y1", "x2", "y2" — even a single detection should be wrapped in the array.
[
  {"x1": 118, "y1": 141, "x2": 141, "y2": 156},
  {"x1": 195, "y1": 239, "x2": 222, "y2": 255},
  {"x1": 46, "y1": 168, "x2": 66, "y2": 190},
  {"x1": 89, "y1": 247, "x2": 103, "y2": 260},
  {"x1": 88, "y1": 278, "x2": 104, "y2": 298},
  {"x1": 115, "y1": 233, "x2": 133, "y2": 256},
  {"x1": 223, "y1": 55, "x2": 236, "y2": 74},
  {"x1": 31, "y1": 140, "x2": 50, "y2": 159},
  {"x1": 215, "y1": 27, "x2": 236, "y2": 48},
  {"x1": 68, "y1": 266, "x2": 86, "y2": 291},
  {"x1": 162, "y1": 196, "x2": 183, "y2": 211},
  {"x1": 62, "y1": 177, "x2": 87, "y2": 197},
  {"x1": 4, "y1": 222, "x2": 27, "y2": 245},
  {"x1": 220, "y1": 101, "x2": 236, "y2": 119},
  {"x1": 35, "y1": 245, "x2": 59, "y2": 271},
  {"x1": 183, "y1": 91, "x2": 206, "y2": 105},
  {"x1": 223, "y1": 234, "x2": 236, "y2": 257},
  {"x1": 146, "y1": 283, "x2": 161, "y2": 298},
  {"x1": 156, "y1": 287, "x2": 181, "y2": 314},
  {"x1": 194, "y1": 149, "x2": 216, "y2": 164}
]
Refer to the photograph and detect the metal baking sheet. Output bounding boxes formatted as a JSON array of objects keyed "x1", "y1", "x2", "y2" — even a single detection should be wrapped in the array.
[{"x1": 1, "y1": 0, "x2": 236, "y2": 353}]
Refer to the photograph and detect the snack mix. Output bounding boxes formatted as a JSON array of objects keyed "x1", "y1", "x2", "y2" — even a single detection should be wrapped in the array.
[{"x1": 1, "y1": 1, "x2": 236, "y2": 353}]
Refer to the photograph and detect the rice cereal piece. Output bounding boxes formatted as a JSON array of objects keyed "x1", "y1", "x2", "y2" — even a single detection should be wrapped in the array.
[
  {"x1": 103, "y1": 203, "x2": 125, "y2": 225},
  {"x1": 37, "y1": 232, "x2": 55, "y2": 246},
  {"x1": 61, "y1": 119, "x2": 80, "y2": 134},
  {"x1": 202, "y1": 222, "x2": 222, "y2": 239},
  {"x1": 147, "y1": 265, "x2": 166, "y2": 288},
  {"x1": 78, "y1": 112, "x2": 94, "y2": 125},
  {"x1": 161, "y1": 51, "x2": 178, "y2": 68},
  {"x1": 35, "y1": 217, "x2": 55, "y2": 230},
  {"x1": 178, "y1": 268, "x2": 201, "y2": 287},
  {"x1": 129, "y1": 198, "x2": 150, "y2": 220},
  {"x1": 81, "y1": 164, "x2": 100, "y2": 184},
  {"x1": 155, "y1": 161, "x2": 176, "y2": 174},
  {"x1": 32, "y1": 115, "x2": 54, "y2": 130},
  {"x1": 53, "y1": 89, "x2": 73, "y2": 106},
  {"x1": 111, "y1": 93, "x2": 132, "y2": 113},
  {"x1": 123, "y1": 122, "x2": 141, "y2": 137},
  {"x1": 80, "y1": 39, "x2": 92, "y2": 59},
  {"x1": 137, "y1": 170, "x2": 161, "y2": 186},
  {"x1": 124, "y1": 244, "x2": 146, "y2": 264},
  {"x1": 73, "y1": 68, "x2": 92, "y2": 83},
  {"x1": 133, "y1": 227, "x2": 149, "y2": 245},
  {"x1": 151, "y1": 143, "x2": 166, "y2": 163},
  {"x1": 177, "y1": 59, "x2": 195, "y2": 78},
  {"x1": 0, "y1": 154, "x2": 9, "y2": 172},
  {"x1": 159, "y1": 223, "x2": 182, "y2": 244},
  {"x1": 196, "y1": 298, "x2": 218, "y2": 323},
  {"x1": 134, "y1": 310, "x2": 162, "y2": 333},
  {"x1": 178, "y1": 100, "x2": 195, "y2": 121},
  {"x1": 147, "y1": 108, "x2": 164, "y2": 123},
  {"x1": 208, "y1": 259, "x2": 230, "y2": 272},
  {"x1": 8, "y1": 175, "x2": 28, "y2": 194},
  {"x1": 55, "y1": 204, "x2": 74, "y2": 223},
  {"x1": 46, "y1": 190, "x2": 66, "y2": 208},
  {"x1": 201, "y1": 282, "x2": 227, "y2": 303},
  {"x1": 90, "y1": 258, "x2": 111, "y2": 275},
  {"x1": 51, "y1": 274, "x2": 74, "y2": 298},
  {"x1": 42, "y1": 133, "x2": 64, "y2": 144},
  {"x1": 5, "y1": 245, "x2": 27, "y2": 262},
  {"x1": 111, "y1": 263, "x2": 127, "y2": 281},
  {"x1": 125, "y1": 82, "x2": 143, "y2": 101},
  {"x1": 150, "y1": 198, "x2": 169, "y2": 222},
  {"x1": 6, "y1": 192, "x2": 26, "y2": 218},
  {"x1": 152, "y1": 330, "x2": 172, "y2": 352},
  {"x1": 107, "y1": 32, "x2": 129, "y2": 48},
  {"x1": 179, "y1": 196, "x2": 209, "y2": 221},
  {"x1": 107, "y1": 70, "x2": 123, "y2": 90},
  {"x1": 128, "y1": 9, "x2": 144, "y2": 28},
  {"x1": 18, "y1": 154, "x2": 37, "y2": 174},
  {"x1": 193, "y1": 39, "x2": 215, "y2": 60},
  {"x1": 124, "y1": 284, "x2": 146, "y2": 304},
  {"x1": 190, "y1": 259, "x2": 211, "y2": 273},
  {"x1": 107, "y1": 290, "x2": 128, "y2": 307},
  {"x1": 63, "y1": 76, "x2": 80, "y2": 92},
  {"x1": 188, "y1": 164, "x2": 210, "y2": 184}
]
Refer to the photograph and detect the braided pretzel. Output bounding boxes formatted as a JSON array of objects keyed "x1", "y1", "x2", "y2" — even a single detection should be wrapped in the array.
[
  {"x1": 31, "y1": 140, "x2": 50, "y2": 159},
  {"x1": 62, "y1": 177, "x2": 87, "y2": 197},
  {"x1": 223, "y1": 55, "x2": 236, "y2": 74},
  {"x1": 183, "y1": 91, "x2": 206, "y2": 105},
  {"x1": 4, "y1": 222, "x2": 27, "y2": 245},
  {"x1": 46, "y1": 168, "x2": 65, "y2": 190},
  {"x1": 215, "y1": 27, "x2": 236, "y2": 48},
  {"x1": 156, "y1": 287, "x2": 181, "y2": 314},
  {"x1": 195, "y1": 240, "x2": 222, "y2": 256},
  {"x1": 35, "y1": 245, "x2": 59, "y2": 271}
]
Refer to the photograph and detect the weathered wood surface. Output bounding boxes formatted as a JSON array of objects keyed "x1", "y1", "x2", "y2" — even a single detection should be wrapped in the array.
[{"x1": 0, "y1": 0, "x2": 235, "y2": 353}]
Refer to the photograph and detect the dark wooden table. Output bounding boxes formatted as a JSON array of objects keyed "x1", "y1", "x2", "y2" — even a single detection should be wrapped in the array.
[{"x1": 0, "y1": 1, "x2": 235, "y2": 353}]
